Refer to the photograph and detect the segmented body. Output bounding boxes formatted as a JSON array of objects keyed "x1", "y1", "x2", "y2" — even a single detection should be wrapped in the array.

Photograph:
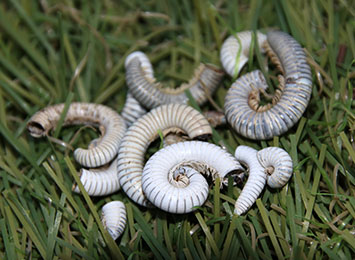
[
  {"x1": 121, "y1": 93, "x2": 147, "y2": 127},
  {"x1": 117, "y1": 104, "x2": 212, "y2": 207},
  {"x1": 27, "y1": 102, "x2": 126, "y2": 167},
  {"x1": 101, "y1": 201, "x2": 126, "y2": 240},
  {"x1": 220, "y1": 31, "x2": 267, "y2": 77},
  {"x1": 234, "y1": 145, "x2": 294, "y2": 215},
  {"x1": 142, "y1": 141, "x2": 243, "y2": 213},
  {"x1": 223, "y1": 31, "x2": 312, "y2": 140},
  {"x1": 125, "y1": 51, "x2": 224, "y2": 109},
  {"x1": 72, "y1": 158, "x2": 120, "y2": 196},
  {"x1": 257, "y1": 147, "x2": 293, "y2": 188},
  {"x1": 234, "y1": 145, "x2": 266, "y2": 215}
]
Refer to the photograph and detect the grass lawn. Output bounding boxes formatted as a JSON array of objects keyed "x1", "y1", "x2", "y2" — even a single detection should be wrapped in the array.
[{"x1": 0, "y1": 0, "x2": 354, "y2": 259}]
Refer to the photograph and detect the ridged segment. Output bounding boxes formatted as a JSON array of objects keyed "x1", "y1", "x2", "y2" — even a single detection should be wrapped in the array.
[
  {"x1": 121, "y1": 93, "x2": 147, "y2": 127},
  {"x1": 220, "y1": 31, "x2": 267, "y2": 77},
  {"x1": 73, "y1": 158, "x2": 120, "y2": 196},
  {"x1": 101, "y1": 201, "x2": 126, "y2": 240},
  {"x1": 257, "y1": 147, "x2": 293, "y2": 188},
  {"x1": 234, "y1": 145, "x2": 266, "y2": 215}
]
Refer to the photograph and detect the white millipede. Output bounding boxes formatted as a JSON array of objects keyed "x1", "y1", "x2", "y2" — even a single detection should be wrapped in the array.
[
  {"x1": 142, "y1": 141, "x2": 243, "y2": 214},
  {"x1": 223, "y1": 30, "x2": 313, "y2": 140},
  {"x1": 125, "y1": 51, "x2": 224, "y2": 109},
  {"x1": 72, "y1": 158, "x2": 120, "y2": 196},
  {"x1": 257, "y1": 147, "x2": 293, "y2": 188},
  {"x1": 234, "y1": 145, "x2": 293, "y2": 215},
  {"x1": 234, "y1": 145, "x2": 266, "y2": 216},
  {"x1": 101, "y1": 201, "x2": 126, "y2": 240},
  {"x1": 121, "y1": 92, "x2": 147, "y2": 127},
  {"x1": 220, "y1": 31, "x2": 267, "y2": 78},
  {"x1": 117, "y1": 103, "x2": 212, "y2": 207},
  {"x1": 27, "y1": 102, "x2": 126, "y2": 168}
]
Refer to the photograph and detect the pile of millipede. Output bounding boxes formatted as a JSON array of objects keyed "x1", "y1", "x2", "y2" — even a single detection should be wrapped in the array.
[{"x1": 27, "y1": 30, "x2": 312, "y2": 240}]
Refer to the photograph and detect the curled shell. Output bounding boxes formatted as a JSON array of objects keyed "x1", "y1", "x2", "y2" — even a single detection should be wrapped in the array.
[
  {"x1": 117, "y1": 104, "x2": 212, "y2": 207},
  {"x1": 101, "y1": 201, "x2": 126, "y2": 240},
  {"x1": 27, "y1": 102, "x2": 126, "y2": 167},
  {"x1": 125, "y1": 51, "x2": 224, "y2": 109},
  {"x1": 234, "y1": 145, "x2": 266, "y2": 216},
  {"x1": 224, "y1": 31, "x2": 312, "y2": 140},
  {"x1": 220, "y1": 31, "x2": 267, "y2": 77},
  {"x1": 72, "y1": 158, "x2": 120, "y2": 196},
  {"x1": 257, "y1": 147, "x2": 293, "y2": 188},
  {"x1": 142, "y1": 141, "x2": 243, "y2": 213}
]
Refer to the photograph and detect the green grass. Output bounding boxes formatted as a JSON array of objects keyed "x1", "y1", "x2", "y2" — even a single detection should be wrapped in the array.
[{"x1": 0, "y1": 0, "x2": 354, "y2": 259}]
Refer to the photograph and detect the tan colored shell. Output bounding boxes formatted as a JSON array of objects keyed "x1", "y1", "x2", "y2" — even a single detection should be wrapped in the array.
[
  {"x1": 27, "y1": 102, "x2": 126, "y2": 167},
  {"x1": 117, "y1": 103, "x2": 212, "y2": 207}
]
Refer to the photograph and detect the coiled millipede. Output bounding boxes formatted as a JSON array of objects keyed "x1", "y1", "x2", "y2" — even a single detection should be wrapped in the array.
[
  {"x1": 234, "y1": 145, "x2": 293, "y2": 215},
  {"x1": 101, "y1": 201, "x2": 127, "y2": 240},
  {"x1": 257, "y1": 147, "x2": 293, "y2": 188},
  {"x1": 117, "y1": 103, "x2": 212, "y2": 207},
  {"x1": 27, "y1": 102, "x2": 126, "y2": 168},
  {"x1": 72, "y1": 158, "x2": 120, "y2": 196},
  {"x1": 220, "y1": 31, "x2": 267, "y2": 78},
  {"x1": 223, "y1": 31, "x2": 313, "y2": 140},
  {"x1": 142, "y1": 141, "x2": 243, "y2": 214},
  {"x1": 125, "y1": 51, "x2": 224, "y2": 109}
]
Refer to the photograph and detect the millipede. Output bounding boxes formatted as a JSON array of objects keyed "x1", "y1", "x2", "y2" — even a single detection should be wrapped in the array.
[
  {"x1": 125, "y1": 51, "x2": 224, "y2": 109},
  {"x1": 142, "y1": 141, "x2": 243, "y2": 214},
  {"x1": 27, "y1": 102, "x2": 126, "y2": 168},
  {"x1": 222, "y1": 31, "x2": 312, "y2": 140},
  {"x1": 101, "y1": 201, "x2": 127, "y2": 240}
]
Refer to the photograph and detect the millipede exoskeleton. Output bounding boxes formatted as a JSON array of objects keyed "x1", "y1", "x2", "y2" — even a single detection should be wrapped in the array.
[
  {"x1": 220, "y1": 31, "x2": 267, "y2": 77},
  {"x1": 142, "y1": 141, "x2": 243, "y2": 214},
  {"x1": 125, "y1": 51, "x2": 224, "y2": 109},
  {"x1": 234, "y1": 145, "x2": 266, "y2": 216},
  {"x1": 72, "y1": 158, "x2": 120, "y2": 196},
  {"x1": 121, "y1": 93, "x2": 147, "y2": 127},
  {"x1": 257, "y1": 147, "x2": 293, "y2": 188},
  {"x1": 223, "y1": 31, "x2": 312, "y2": 140},
  {"x1": 27, "y1": 102, "x2": 126, "y2": 167},
  {"x1": 234, "y1": 145, "x2": 294, "y2": 215},
  {"x1": 117, "y1": 103, "x2": 212, "y2": 207},
  {"x1": 101, "y1": 201, "x2": 126, "y2": 240}
]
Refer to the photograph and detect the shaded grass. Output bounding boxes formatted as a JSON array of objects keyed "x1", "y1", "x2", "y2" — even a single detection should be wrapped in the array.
[{"x1": 0, "y1": 0, "x2": 354, "y2": 259}]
